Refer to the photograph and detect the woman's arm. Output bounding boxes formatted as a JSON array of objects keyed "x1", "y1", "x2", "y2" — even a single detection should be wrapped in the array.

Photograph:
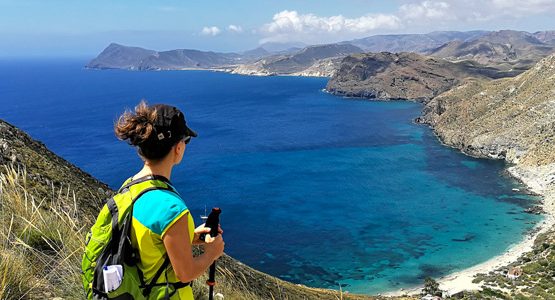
[{"x1": 163, "y1": 212, "x2": 225, "y2": 283}]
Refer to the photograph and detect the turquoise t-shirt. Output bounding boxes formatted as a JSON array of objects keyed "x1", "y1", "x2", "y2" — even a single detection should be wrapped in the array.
[{"x1": 131, "y1": 189, "x2": 195, "y2": 300}]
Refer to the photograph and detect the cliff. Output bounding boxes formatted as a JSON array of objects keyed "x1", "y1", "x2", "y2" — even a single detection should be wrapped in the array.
[{"x1": 418, "y1": 53, "x2": 555, "y2": 167}]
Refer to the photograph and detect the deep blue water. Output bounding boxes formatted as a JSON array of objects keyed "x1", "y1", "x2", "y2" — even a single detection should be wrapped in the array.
[{"x1": 0, "y1": 59, "x2": 542, "y2": 294}]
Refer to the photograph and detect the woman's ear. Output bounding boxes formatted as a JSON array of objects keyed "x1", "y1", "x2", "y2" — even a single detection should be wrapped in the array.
[
  {"x1": 174, "y1": 142, "x2": 182, "y2": 155},
  {"x1": 173, "y1": 141, "x2": 186, "y2": 164}
]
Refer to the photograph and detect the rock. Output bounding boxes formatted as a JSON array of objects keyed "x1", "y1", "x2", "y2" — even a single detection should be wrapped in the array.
[{"x1": 525, "y1": 206, "x2": 545, "y2": 215}]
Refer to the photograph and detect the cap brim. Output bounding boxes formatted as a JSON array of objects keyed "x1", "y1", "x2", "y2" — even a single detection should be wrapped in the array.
[{"x1": 186, "y1": 126, "x2": 198, "y2": 138}]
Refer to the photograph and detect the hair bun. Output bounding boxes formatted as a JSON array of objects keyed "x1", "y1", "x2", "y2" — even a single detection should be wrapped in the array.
[{"x1": 114, "y1": 100, "x2": 157, "y2": 146}]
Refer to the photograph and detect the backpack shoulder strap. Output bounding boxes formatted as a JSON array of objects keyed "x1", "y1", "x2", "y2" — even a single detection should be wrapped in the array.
[
  {"x1": 117, "y1": 174, "x2": 173, "y2": 194},
  {"x1": 141, "y1": 256, "x2": 192, "y2": 297}
]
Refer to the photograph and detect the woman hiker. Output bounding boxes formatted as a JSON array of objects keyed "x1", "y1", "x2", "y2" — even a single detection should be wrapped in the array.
[{"x1": 114, "y1": 100, "x2": 225, "y2": 299}]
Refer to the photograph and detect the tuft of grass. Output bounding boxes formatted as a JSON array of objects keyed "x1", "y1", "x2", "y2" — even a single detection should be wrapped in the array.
[{"x1": 0, "y1": 164, "x2": 89, "y2": 299}]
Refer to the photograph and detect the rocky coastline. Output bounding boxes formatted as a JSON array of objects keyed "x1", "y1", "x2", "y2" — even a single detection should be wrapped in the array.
[{"x1": 380, "y1": 53, "x2": 555, "y2": 298}]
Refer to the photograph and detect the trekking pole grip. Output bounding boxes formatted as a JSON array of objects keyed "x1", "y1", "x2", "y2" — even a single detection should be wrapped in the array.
[{"x1": 203, "y1": 208, "x2": 221, "y2": 300}]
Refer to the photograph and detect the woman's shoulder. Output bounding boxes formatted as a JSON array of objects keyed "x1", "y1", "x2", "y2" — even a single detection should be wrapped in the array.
[
  {"x1": 136, "y1": 189, "x2": 187, "y2": 210},
  {"x1": 133, "y1": 189, "x2": 190, "y2": 236}
]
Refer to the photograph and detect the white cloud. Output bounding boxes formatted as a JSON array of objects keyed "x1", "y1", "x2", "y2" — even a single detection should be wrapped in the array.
[
  {"x1": 489, "y1": 0, "x2": 555, "y2": 15},
  {"x1": 201, "y1": 26, "x2": 221, "y2": 36},
  {"x1": 399, "y1": 1, "x2": 453, "y2": 21},
  {"x1": 228, "y1": 25, "x2": 243, "y2": 33},
  {"x1": 258, "y1": 1, "x2": 555, "y2": 44},
  {"x1": 399, "y1": 0, "x2": 555, "y2": 21},
  {"x1": 260, "y1": 10, "x2": 401, "y2": 43}
]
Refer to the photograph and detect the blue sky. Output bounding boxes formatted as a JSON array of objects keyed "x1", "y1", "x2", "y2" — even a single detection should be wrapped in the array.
[{"x1": 1, "y1": 0, "x2": 555, "y2": 57}]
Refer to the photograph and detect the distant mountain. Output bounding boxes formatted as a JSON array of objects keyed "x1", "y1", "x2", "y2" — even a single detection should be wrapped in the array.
[
  {"x1": 240, "y1": 47, "x2": 271, "y2": 60},
  {"x1": 534, "y1": 30, "x2": 555, "y2": 45},
  {"x1": 87, "y1": 43, "x2": 242, "y2": 70},
  {"x1": 233, "y1": 43, "x2": 363, "y2": 76},
  {"x1": 88, "y1": 30, "x2": 555, "y2": 77},
  {"x1": 326, "y1": 52, "x2": 497, "y2": 102},
  {"x1": 87, "y1": 43, "x2": 157, "y2": 70},
  {"x1": 258, "y1": 41, "x2": 308, "y2": 53},
  {"x1": 344, "y1": 31, "x2": 488, "y2": 53},
  {"x1": 136, "y1": 49, "x2": 240, "y2": 70},
  {"x1": 427, "y1": 30, "x2": 555, "y2": 70}
]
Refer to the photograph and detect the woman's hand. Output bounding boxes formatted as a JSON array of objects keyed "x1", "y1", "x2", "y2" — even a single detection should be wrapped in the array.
[
  {"x1": 193, "y1": 224, "x2": 224, "y2": 245},
  {"x1": 204, "y1": 235, "x2": 225, "y2": 261}
]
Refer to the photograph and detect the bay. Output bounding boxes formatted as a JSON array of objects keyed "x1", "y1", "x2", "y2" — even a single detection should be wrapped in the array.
[{"x1": 0, "y1": 59, "x2": 542, "y2": 294}]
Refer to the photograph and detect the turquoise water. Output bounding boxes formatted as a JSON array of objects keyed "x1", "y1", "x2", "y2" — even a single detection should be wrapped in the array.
[{"x1": 0, "y1": 59, "x2": 542, "y2": 294}]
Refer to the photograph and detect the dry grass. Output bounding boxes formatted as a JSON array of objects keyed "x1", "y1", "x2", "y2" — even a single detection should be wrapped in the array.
[{"x1": 0, "y1": 165, "x2": 89, "y2": 299}]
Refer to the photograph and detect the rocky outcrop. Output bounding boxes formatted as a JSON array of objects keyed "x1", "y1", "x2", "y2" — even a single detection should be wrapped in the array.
[
  {"x1": 418, "y1": 53, "x2": 555, "y2": 168},
  {"x1": 326, "y1": 52, "x2": 493, "y2": 102}
]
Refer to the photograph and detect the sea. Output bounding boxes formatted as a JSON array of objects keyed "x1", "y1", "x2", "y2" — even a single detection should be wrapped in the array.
[{"x1": 0, "y1": 58, "x2": 542, "y2": 294}]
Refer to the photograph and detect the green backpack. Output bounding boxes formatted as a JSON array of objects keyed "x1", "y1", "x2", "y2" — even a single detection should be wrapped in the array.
[{"x1": 81, "y1": 175, "x2": 191, "y2": 299}]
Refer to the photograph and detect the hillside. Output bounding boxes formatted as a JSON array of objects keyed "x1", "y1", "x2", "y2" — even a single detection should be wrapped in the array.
[
  {"x1": 428, "y1": 30, "x2": 555, "y2": 72},
  {"x1": 232, "y1": 43, "x2": 363, "y2": 76},
  {"x1": 326, "y1": 52, "x2": 494, "y2": 102},
  {"x1": 418, "y1": 53, "x2": 555, "y2": 166},
  {"x1": 0, "y1": 120, "x2": 111, "y2": 217},
  {"x1": 534, "y1": 30, "x2": 555, "y2": 45}
]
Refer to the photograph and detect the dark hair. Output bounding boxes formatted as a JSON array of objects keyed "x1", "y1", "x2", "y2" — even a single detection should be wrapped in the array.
[{"x1": 114, "y1": 100, "x2": 176, "y2": 160}]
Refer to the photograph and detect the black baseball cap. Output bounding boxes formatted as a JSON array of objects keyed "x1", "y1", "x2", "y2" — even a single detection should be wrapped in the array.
[{"x1": 152, "y1": 104, "x2": 197, "y2": 144}]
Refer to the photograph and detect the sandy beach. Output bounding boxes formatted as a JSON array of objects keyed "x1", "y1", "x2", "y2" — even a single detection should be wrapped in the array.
[{"x1": 385, "y1": 164, "x2": 555, "y2": 297}]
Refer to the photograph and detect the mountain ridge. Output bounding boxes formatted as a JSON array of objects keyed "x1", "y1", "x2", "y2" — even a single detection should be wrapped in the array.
[
  {"x1": 86, "y1": 30, "x2": 555, "y2": 79},
  {"x1": 427, "y1": 30, "x2": 555, "y2": 70}
]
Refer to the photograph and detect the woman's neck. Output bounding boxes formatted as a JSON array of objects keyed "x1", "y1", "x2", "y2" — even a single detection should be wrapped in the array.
[{"x1": 134, "y1": 161, "x2": 172, "y2": 181}]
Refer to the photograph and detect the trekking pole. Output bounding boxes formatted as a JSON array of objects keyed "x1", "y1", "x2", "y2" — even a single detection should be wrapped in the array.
[{"x1": 200, "y1": 208, "x2": 221, "y2": 300}]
